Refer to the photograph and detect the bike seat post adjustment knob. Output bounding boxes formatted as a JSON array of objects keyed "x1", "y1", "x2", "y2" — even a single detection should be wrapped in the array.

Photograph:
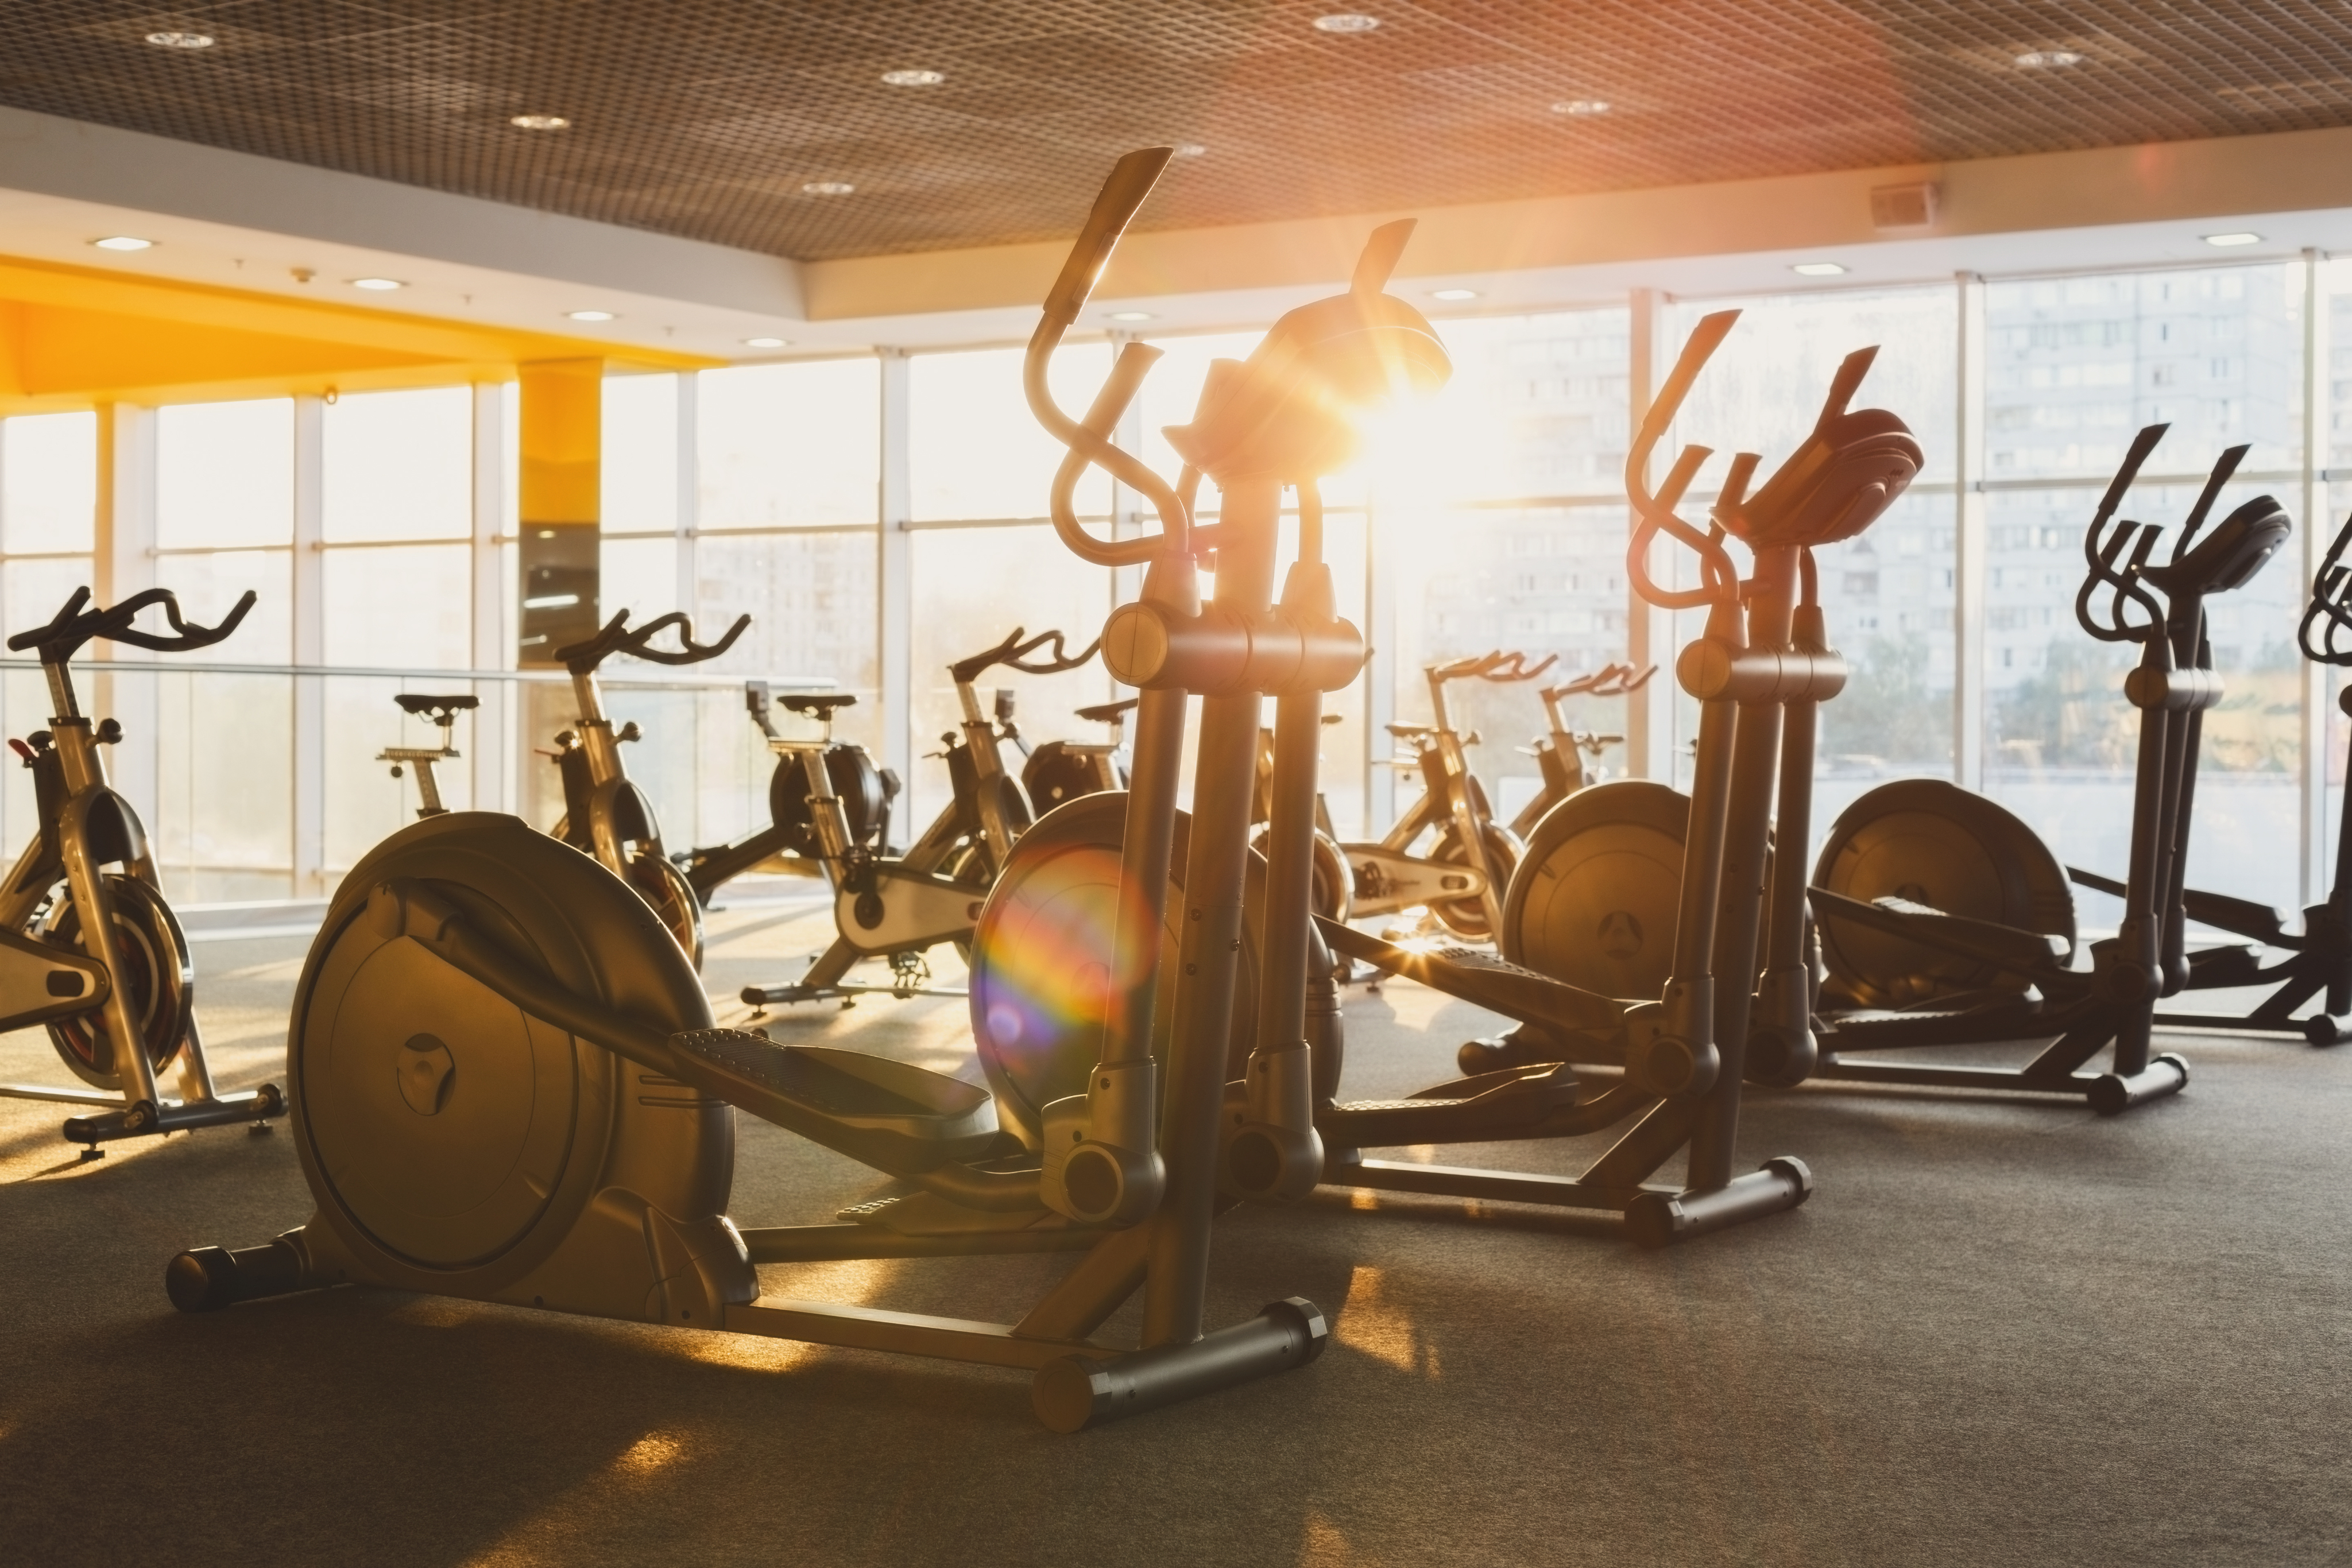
[
  {"x1": 1038, "y1": 1060, "x2": 1164, "y2": 1226},
  {"x1": 95, "y1": 718, "x2": 123, "y2": 745}
]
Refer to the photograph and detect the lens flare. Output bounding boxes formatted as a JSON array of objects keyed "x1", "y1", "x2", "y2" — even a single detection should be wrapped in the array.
[{"x1": 969, "y1": 842, "x2": 1154, "y2": 1114}]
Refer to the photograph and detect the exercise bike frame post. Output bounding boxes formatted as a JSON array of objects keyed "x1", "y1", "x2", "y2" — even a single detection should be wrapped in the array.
[
  {"x1": 0, "y1": 587, "x2": 285, "y2": 1151},
  {"x1": 1340, "y1": 649, "x2": 1555, "y2": 940},
  {"x1": 380, "y1": 693, "x2": 479, "y2": 819},
  {"x1": 548, "y1": 608, "x2": 748, "y2": 968},
  {"x1": 738, "y1": 627, "x2": 1098, "y2": 1007},
  {"x1": 168, "y1": 148, "x2": 1334, "y2": 1433}
]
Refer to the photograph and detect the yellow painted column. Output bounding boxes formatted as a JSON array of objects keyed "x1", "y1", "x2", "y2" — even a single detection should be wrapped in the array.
[{"x1": 517, "y1": 358, "x2": 602, "y2": 663}]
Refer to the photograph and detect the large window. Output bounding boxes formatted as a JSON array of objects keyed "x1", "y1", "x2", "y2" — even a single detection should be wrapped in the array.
[{"x1": 1982, "y1": 265, "x2": 2305, "y2": 914}]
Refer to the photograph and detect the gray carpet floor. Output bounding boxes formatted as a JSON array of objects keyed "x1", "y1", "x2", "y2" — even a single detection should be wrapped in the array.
[{"x1": 2, "y1": 896, "x2": 2345, "y2": 1567}]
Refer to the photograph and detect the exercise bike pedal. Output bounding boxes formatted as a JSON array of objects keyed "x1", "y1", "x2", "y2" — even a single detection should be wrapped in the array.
[{"x1": 667, "y1": 1030, "x2": 1001, "y2": 1175}]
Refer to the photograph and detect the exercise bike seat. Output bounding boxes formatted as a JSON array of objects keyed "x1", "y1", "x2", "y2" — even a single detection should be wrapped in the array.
[
  {"x1": 668, "y1": 1030, "x2": 1001, "y2": 1176},
  {"x1": 1314, "y1": 917, "x2": 1623, "y2": 1035},
  {"x1": 778, "y1": 692, "x2": 858, "y2": 718},
  {"x1": 1385, "y1": 722, "x2": 1435, "y2": 740},
  {"x1": 393, "y1": 693, "x2": 480, "y2": 717},
  {"x1": 1075, "y1": 698, "x2": 1140, "y2": 723}
]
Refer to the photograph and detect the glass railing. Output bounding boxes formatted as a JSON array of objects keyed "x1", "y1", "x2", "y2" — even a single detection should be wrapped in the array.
[{"x1": 0, "y1": 657, "x2": 860, "y2": 907}]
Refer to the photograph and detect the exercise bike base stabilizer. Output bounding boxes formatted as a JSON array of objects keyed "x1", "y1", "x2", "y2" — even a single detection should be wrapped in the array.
[
  {"x1": 167, "y1": 148, "x2": 1363, "y2": 1431},
  {"x1": 0, "y1": 586, "x2": 285, "y2": 1152}
]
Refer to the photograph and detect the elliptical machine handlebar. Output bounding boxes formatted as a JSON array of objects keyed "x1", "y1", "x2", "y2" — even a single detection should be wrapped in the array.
[
  {"x1": 557, "y1": 609, "x2": 751, "y2": 673},
  {"x1": 10, "y1": 586, "x2": 257, "y2": 664},
  {"x1": 2299, "y1": 514, "x2": 2352, "y2": 665},
  {"x1": 949, "y1": 626, "x2": 1104, "y2": 686},
  {"x1": 1028, "y1": 148, "x2": 1190, "y2": 565},
  {"x1": 1627, "y1": 310, "x2": 1740, "y2": 612}
]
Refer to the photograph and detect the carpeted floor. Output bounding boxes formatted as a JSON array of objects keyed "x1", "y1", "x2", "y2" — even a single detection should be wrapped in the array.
[{"x1": 2, "y1": 896, "x2": 2345, "y2": 1567}]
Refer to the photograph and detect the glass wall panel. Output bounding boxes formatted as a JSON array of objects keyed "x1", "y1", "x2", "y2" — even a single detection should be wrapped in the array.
[
  {"x1": 911, "y1": 344, "x2": 1112, "y2": 522},
  {"x1": 0, "y1": 555, "x2": 92, "y2": 849},
  {"x1": 699, "y1": 359, "x2": 879, "y2": 529},
  {"x1": 323, "y1": 387, "x2": 471, "y2": 541},
  {"x1": 157, "y1": 399, "x2": 293, "y2": 549},
  {"x1": 2, "y1": 413, "x2": 97, "y2": 552},
  {"x1": 601, "y1": 536, "x2": 683, "y2": 617},
  {"x1": 694, "y1": 531, "x2": 878, "y2": 752},
  {"x1": 1984, "y1": 264, "x2": 2300, "y2": 482},
  {"x1": 603, "y1": 374, "x2": 678, "y2": 534}
]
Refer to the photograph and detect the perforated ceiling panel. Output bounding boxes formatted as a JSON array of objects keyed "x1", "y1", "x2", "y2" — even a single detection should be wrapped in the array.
[{"x1": 1, "y1": 1, "x2": 2347, "y2": 261}]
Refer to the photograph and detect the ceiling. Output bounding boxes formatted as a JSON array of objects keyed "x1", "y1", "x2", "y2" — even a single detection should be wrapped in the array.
[{"x1": 2, "y1": 1, "x2": 2348, "y2": 265}]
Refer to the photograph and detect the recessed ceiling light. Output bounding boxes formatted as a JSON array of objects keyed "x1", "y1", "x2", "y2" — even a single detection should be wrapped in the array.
[
  {"x1": 1551, "y1": 99, "x2": 1611, "y2": 117},
  {"x1": 1108, "y1": 311, "x2": 1155, "y2": 322},
  {"x1": 510, "y1": 114, "x2": 570, "y2": 130},
  {"x1": 1792, "y1": 262, "x2": 1848, "y2": 277},
  {"x1": 1172, "y1": 142, "x2": 1207, "y2": 157},
  {"x1": 1430, "y1": 288, "x2": 1480, "y2": 301},
  {"x1": 2203, "y1": 231, "x2": 2262, "y2": 247},
  {"x1": 91, "y1": 235, "x2": 154, "y2": 251},
  {"x1": 145, "y1": 30, "x2": 214, "y2": 49},
  {"x1": 802, "y1": 180, "x2": 856, "y2": 196},
  {"x1": 744, "y1": 336, "x2": 788, "y2": 348},
  {"x1": 880, "y1": 68, "x2": 945, "y2": 86},
  {"x1": 2014, "y1": 49, "x2": 2084, "y2": 69},
  {"x1": 1313, "y1": 13, "x2": 1380, "y2": 33},
  {"x1": 566, "y1": 309, "x2": 617, "y2": 322},
  {"x1": 350, "y1": 277, "x2": 404, "y2": 291}
]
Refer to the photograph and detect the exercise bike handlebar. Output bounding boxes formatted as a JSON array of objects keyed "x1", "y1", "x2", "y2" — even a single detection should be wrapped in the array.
[
  {"x1": 1431, "y1": 649, "x2": 1558, "y2": 684},
  {"x1": 557, "y1": 609, "x2": 751, "y2": 674},
  {"x1": 9, "y1": 586, "x2": 257, "y2": 664},
  {"x1": 949, "y1": 626, "x2": 1104, "y2": 685},
  {"x1": 1548, "y1": 662, "x2": 1657, "y2": 701},
  {"x1": 1028, "y1": 149, "x2": 1191, "y2": 566}
]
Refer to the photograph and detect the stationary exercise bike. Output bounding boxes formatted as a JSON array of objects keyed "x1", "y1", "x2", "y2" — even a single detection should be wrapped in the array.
[
  {"x1": 0, "y1": 587, "x2": 286, "y2": 1152},
  {"x1": 546, "y1": 608, "x2": 748, "y2": 969},
  {"x1": 165, "y1": 146, "x2": 1335, "y2": 1434},
  {"x1": 1806, "y1": 425, "x2": 2290, "y2": 1109},
  {"x1": 2110, "y1": 506, "x2": 2352, "y2": 1045},
  {"x1": 379, "y1": 693, "x2": 478, "y2": 819},
  {"x1": 736, "y1": 628, "x2": 1098, "y2": 1007},
  {"x1": 1339, "y1": 649, "x2": 1555, "y2": 940},
  {"x1": 1505, "y1": 660, "x2": 1654, "y2": 841},
  {"x1": 675, "y1": 679, "x2": 899, "y2": 902}
]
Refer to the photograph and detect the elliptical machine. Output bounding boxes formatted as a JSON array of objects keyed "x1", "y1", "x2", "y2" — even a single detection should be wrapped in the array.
[
  {"x1": 2119, "y1": 506, "x2": 2352, "y2": 1046},
  {"x1": 1337, "y1": 649, "x2": 1555, "y2": 940},
  {"x1": 0, "y1": 587, "x2": 286, "y2": 1152},
  {"x1": 979, "y1": 304, "x2": 1911, "y2": 1244},
  {"x1": 546, "y1": 609, "x2": 748, "y2": 970},
  {"x1": 733, "y1": 628, "x2": 1098, "y2": 1006},
  {"x1": 1807, "y1": 425, "x2": 2291, "y2": 1109},
  {"x1": 164, "y1": 148, "x2": 1340, "y2": 1434}
]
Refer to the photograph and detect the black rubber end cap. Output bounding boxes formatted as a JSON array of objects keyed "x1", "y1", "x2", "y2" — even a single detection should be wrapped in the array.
[{"x1": 165, "y1": 1248, "x2": 237, "y2": 1313}]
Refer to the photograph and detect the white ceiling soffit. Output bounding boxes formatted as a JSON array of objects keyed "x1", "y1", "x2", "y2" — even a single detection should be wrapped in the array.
[{"x1": 4, "y1": 104, "x2": 2352, "y2": 363}]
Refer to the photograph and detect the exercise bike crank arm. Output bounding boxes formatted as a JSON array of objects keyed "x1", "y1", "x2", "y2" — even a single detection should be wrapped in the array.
[{"x1": 1808, "y1": 886, "x2": 2068, "y2": 983}]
